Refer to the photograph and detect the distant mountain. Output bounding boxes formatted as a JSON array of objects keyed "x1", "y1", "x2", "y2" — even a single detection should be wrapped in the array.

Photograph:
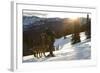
[
  {"x1": 23, "y1": 15, "x2": 89, "y2": 31},
  {"x1": 23, "y1": 16, "x2": 64, "y2": 31},
  {"x1": 23, "y1": 16, "x2": 44, "y2": 31},
  {"x1": 23, "y1": 16, "x2": 40, "y2": 25}
]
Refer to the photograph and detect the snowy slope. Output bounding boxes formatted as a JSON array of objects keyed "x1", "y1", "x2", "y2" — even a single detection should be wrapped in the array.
[{"x1": 23, "y1": 32, "x2": 91, "y2": 62}]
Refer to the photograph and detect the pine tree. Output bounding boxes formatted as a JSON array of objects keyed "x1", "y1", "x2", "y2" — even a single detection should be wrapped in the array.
[
  {"x1": 45, "y1": 28, "x2": 55, "y2": 57},
  {"x1": 85, "y1": 14, "x2": 91, "y2": 39},
  {"x1": 71, "y1": 33, "x2": 81, "y2": 44}
]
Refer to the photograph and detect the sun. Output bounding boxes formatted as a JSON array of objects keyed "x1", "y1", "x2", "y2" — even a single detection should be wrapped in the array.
[{"x1": 70, "y1": 17, "x2": 78, "y2": 21}]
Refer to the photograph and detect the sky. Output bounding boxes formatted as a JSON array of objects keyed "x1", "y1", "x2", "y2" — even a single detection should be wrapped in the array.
[{"x1": 23, "y1": 10, "x2": 91, "y2": 19}]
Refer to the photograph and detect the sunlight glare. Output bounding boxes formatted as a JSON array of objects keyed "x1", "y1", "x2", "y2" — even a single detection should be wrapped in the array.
[{"x1": 70, "y1": 17, "x2": 78, "y2": 21}]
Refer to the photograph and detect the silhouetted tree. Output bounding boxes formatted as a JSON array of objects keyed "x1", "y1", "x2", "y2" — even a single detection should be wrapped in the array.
[
  {"x1": 71, "y1": 33, "x2": 81, "y2": 44},
  {"x1": 45, "y1": 28, "x2": 55, "y2": 57},
  {"x1": 85, "y1": 14, "x2": 91, "y2": 39}
]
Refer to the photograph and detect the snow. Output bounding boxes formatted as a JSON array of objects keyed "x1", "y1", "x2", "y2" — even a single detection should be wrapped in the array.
[{"x1": 23, "y1": 32, "x2": 91, "y2": 63}]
